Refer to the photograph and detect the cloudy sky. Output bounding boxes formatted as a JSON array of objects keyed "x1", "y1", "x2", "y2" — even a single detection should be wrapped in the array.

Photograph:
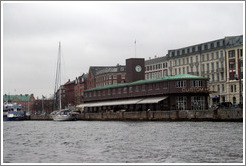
[{"x1": 2, "y1": 1, "x2": 244, "y2": 99}]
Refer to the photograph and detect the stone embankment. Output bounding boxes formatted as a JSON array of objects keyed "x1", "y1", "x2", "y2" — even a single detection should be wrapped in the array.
[{"x1": 28, "y1": 109, "x2": 243, "y2": 122}]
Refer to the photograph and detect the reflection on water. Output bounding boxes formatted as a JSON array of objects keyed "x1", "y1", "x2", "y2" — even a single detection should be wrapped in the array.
[{"x1": 3, "y1": 121, "x2": 243, "y2": 163}]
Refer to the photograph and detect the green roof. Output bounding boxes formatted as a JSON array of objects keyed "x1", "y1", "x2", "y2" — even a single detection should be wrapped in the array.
[
  {"x1": 3, "y1": 94, "x2": 31, "y2": 102},
  {"x1": 85, "y1": 74, "x2": 208, "y2": 92}
]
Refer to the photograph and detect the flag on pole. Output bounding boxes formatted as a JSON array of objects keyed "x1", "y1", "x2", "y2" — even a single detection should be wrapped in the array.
[
  {"x1": 42, "y1": 95, "x2": 45, "y2": 99},
  {"x1": 134, "y1": 40, "x2": 136, "y2": 44}
]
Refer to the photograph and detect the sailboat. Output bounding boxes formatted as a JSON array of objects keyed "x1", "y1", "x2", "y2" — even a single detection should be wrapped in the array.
[{"x1": 51, "y1": 42, "x2": 76, "y2": 121}]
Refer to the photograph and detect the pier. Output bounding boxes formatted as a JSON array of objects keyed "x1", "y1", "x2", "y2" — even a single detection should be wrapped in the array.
[{"x1": 27, "y1": 108, "x2": 243, "y2": 122}]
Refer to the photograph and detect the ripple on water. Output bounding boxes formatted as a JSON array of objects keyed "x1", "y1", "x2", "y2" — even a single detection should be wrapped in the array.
[{"x1": 3, "y1": 121, "x2": 243, "y2": 163}]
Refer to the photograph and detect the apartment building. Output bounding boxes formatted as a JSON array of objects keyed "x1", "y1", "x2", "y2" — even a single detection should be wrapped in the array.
[
  {"x1": 145, "y1": 35, "x2": 243, "y2": 106},
  {"x1": 145, "y1": 56, "x2": 169, "y2": 79},
  {"x1": 225, "y1": 36, "x2": 243, "y2": 106}
]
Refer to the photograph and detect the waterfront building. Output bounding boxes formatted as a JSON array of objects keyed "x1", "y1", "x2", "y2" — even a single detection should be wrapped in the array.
[
  {"x1": 145, "y1": 35, "x2": 243, "y2": 106},
  {"x1": 78, "y1": 58, "x2": 210, "y2": 112},
  {"x1": 3, "y1": 94, "x2": 35, "y2": 113},
  {"x1": 80, "y1": 74, "x2": 209, "y2": 112}
]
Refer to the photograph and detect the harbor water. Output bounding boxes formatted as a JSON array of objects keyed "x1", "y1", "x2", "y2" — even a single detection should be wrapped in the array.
[{"x1": 3, "y1": 121, "x2": 243, "y2": 163}]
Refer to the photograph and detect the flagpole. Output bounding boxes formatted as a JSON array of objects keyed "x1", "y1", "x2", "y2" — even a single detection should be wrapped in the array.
[{"x1": 134, "y1": 40, "x2": 136, "y2": 58}]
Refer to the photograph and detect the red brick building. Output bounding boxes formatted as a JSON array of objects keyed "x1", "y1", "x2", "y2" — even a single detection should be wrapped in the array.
[{"x1": 74, "y1": 73, "x2": 88, "y2": 105}]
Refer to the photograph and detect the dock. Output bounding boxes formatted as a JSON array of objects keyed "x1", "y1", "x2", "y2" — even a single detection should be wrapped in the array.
[{"x1": 27, "y1": 109, "x2": 243, "y2": 122}]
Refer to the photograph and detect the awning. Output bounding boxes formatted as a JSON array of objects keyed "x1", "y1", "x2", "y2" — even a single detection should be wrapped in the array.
[
  {"x1": 77, "y1": 96, "x2": 168, "y2": 108},
  {"x1": 137, "y1": 96, "x2": 168, "y2": 104},
  {"x1": 77, "y1": 98, "x2": 143, "y2": 108}
]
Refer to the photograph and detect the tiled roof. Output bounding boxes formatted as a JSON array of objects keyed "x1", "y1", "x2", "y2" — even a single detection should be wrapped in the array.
[
  {"x1": 85, "y1": 74, "x2": 208, "y2": 92},
  {"x1": 3, "y1": 94, "x2": 31, "y2": 102}
]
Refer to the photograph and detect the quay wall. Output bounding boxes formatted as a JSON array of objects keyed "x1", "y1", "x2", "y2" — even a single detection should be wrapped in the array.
[{"x1": 28, "y1": 109, "x2": 243, "y2": 121}]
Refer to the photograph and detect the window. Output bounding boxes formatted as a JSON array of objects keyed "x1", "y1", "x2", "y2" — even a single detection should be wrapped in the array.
[
  {"x1": 220, "y1": 50, "x2": 224, "y2": 58},
  {"x1": 211, "y1": 63, "x2": 214, "y2": 72},
  {"x1": 191, "y1": 96, "x2": 205, "y2": 110},
  {"x1": 222, "y1": 84, "x2": 225, "y2": 92},
  {"x1": 217, "y1": 73, "x2": 219, "y2": 81},
  {"x1": 202, "y1": 55, "x2": 205, "y2": 61},
  {"x1": 231, "y1": 85, "x2": 233, "y2": 92},
  {"x1": 196, "y1": 56, "x2": 198, "y2": 62},
  {"x1": 155, "y1": 83, "x2": 160, "y2": 90},
  {"x1": 113, "y1": 75, "x2": 117, "y2": 79},
  {"x1": 217, "y1": 41, "x2": 220, "y2": 47},
  {"x1": 191, "y1": 80, "x2": 203, "y2": 87},
  {"x1": 179, "y1": 59, "x2": 181, "y2": 66},
  {"x1": 187, "y1": 66, "x2": 189, "y2": 73},
  {"x1": 187, "y1": 57, "x2": 189, "y2": 64},
  {"x1": 176, "y1": 81, "x2": 186, "y2": 88},
  {"x1": 216, "y1": 62, "x2": 219, "y2": 69},
  {"x1": 202, "y1": 64, "x2": 205, "y2": 72},
  {"x1": 211, "y1": 53, "x2": 214, "y2": 60},
  {"x1": 122, "y1": 74, "x2": 125, "y2": 79},
  {"x1": 217, "y1": 85, "x2": 220, "y2": 92},
  {"x1": 221, "y1": 61, "x2": 224, "y2": 69},
  {"x1": 190, "y1": 57, "x2": 193, "y2": 63},
  {"x1": 123, "y1": 87, "x2": 127, "y2": 94},
  {"x1": 183, "y1": 58, "x2": 185, "y2": 65},
  {"x1": 234, "y1": 85, "x2": 237, "y2": 92},
  {"x1": 129, "y1": 87, "x2": 133, "y2": 93},
  {"x1": 108, "y1": 89, "x2": 111, "y2": 95},
  {"x1": 136, "y1": 86, "x2": 140, "y2": 92},
  {"x1": 112, "y1": 89, "x2": 116, "y2": 95},
  {"x1": 148, "y1": 84, "x2": 152, "y2": 90},
  {"x1": 176, "y1": 96, "x2": 187, "y2": 110},
  {"x1": 212, "y1": 74, "x2": 214, "y2": 81},
  {"x1": 207, "y1": 54, "x2": 209, "y2": 61},
  {"x1": 118, "y1": 88, "x2": 121, "y2": 94},
  {"x1": 183, "y1": 67, "x2": 185, "y2": 74},
  {"x1": 216, "y1": 52, "x2": 219, "y2": 59},
  {"x1": 229, "y1": 59, "x2": 235, "y2": 70},
  {"x1": 207, "y1": 63, "x2": 210, "y2": 72},
  {"x1": 142, "y1": 85, "x2": 146, "y2": 91},
  {"x1": 228, "y1": 50, "x2": 235, "y2": 58}
]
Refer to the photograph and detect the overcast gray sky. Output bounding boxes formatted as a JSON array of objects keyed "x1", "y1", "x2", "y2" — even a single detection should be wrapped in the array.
[{"x1": 2, "y1": 1, "x2": 244, "y2": 99}]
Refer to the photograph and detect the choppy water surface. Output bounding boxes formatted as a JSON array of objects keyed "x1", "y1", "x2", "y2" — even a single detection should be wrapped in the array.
[{"x1": 3, "y1": 121, "x2": 243, "y2": 163}]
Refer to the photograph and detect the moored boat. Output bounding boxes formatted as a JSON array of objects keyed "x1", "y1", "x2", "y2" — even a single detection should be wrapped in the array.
[
  {"x1": 51, "y1": 109, "x2": 76, "y2": 121},
  {"x1": 51, "y1": 42, "x2": 77, "y2": 121},
  {"x1": 3, "y1": 103, "x2": 25, "y2": 121}
]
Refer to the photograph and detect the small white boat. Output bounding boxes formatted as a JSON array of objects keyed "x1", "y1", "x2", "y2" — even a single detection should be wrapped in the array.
[{"x1": 51, "y1": 109, "x2": 76, "y2": 121}]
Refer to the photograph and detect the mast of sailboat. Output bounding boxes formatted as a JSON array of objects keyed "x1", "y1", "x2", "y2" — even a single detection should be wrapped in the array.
[
  {"x1": 53, "y1": 41, "x2": 62, "y2": 111},
  {"x1": 58, "y1": 42, "x2": 62, "y2": 110}
]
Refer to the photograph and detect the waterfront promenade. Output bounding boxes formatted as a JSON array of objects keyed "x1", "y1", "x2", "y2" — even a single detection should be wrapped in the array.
[{"x1": 28, "y1": 109, "x2": 243, "y2": 122}]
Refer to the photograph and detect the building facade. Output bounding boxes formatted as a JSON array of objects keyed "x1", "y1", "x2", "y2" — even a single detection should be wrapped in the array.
[
  {"x1": 145, "y1": 35, "x2": 243, "y2": 106},
  {"x1": 87, "y1": 65, "x2": 126, "y2": 89},
  {"x1": 80, "y1": 74, "x2": 209, "y2": 112}
]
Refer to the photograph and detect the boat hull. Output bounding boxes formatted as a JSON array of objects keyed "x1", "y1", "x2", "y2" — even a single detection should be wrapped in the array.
[
  {"x1": 52, "y1": 115, "x2": 76, "y2": 121},
  {"x1": 5, "y1": 117, "x2": 25, "y2": 121}
]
